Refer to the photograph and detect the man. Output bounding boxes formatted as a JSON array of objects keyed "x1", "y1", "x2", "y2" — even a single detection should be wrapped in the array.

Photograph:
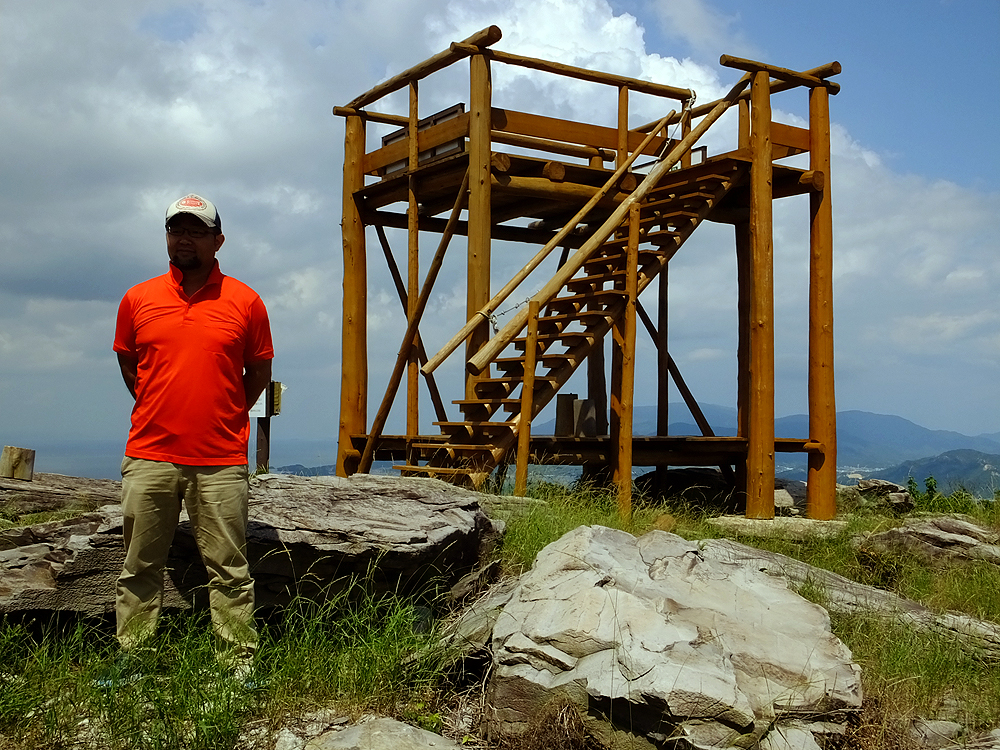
[{"x1": 111, "y1": 193, "x2": 273, "y2": 681}]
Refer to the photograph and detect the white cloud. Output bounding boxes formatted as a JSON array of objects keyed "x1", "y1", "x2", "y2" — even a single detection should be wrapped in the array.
[{"x1": 0, "y1": 0, "x2": 997, "y2": 464}]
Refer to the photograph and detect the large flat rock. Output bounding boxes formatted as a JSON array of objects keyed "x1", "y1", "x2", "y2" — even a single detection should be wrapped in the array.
[{"x1": 0, "y1": 473, "x2": 501, "y2": 616}]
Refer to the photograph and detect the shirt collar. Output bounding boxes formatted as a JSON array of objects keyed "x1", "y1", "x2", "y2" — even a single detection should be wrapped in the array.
[{"x1": 167, "y1": 260, "x2": 224, "y2": 289}]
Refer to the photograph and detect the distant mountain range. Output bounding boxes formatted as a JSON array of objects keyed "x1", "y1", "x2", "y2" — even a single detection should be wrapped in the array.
[{"x1": 868, "y1": 449, "x2": 1000, "y2": 496}]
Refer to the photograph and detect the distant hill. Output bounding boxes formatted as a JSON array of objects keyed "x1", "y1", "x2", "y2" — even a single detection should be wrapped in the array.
[
  {"x1": 869, "y1": 449, "x2": 1000, "y2": 496},
  {"x1": 274, "y1": 407, "x2": 999, "y2": 491},
  {"x1": 542, "y1": 403, "x2": 1000, "y2": 476}
]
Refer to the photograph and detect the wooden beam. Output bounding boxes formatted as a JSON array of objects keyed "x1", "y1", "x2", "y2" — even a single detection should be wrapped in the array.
[
  {"x1": 491, "y1": 130, "x2": 614, "y2": 161},
  {"x1": 332, "y1": 107, "x2": 409, "y2": 126},
  {"x1": 367, "y1": 209, "x2": 586, "y2": 247},
  {"x1": 345, "y1": 26, "x2": 501, "y2": 109},
  {"x1": 337, "y1": 114, "x2": 367, "y2": 477},
  {"x1": 745, "y1": 70, "x2": 776, "y2": 519},
  {"x1": 720, "y1": 55, "x2": 841, "y2": 91},
  {"x1": 807, "y1": 85, "x2": 838, "y2": 520},
  {"x1": 514, "y1": 300, "x2": 540, "y2": 496}
]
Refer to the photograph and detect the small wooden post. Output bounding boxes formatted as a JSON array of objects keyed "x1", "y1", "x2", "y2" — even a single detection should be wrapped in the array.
[
  {"x1": 746, "y1": 69, "x2": 775, "y2": 519},
  {"x1": 807, "y1": 84, "x2": 837, "y2": 520},
  {"x1": 514, "y1": 300, "x2": 540, "y2": 496},
  {"x1": 337, "y1": 113, "x2": 368, "y2": 477},
  {"x1": 255, "y1": 419, "x2": 270, "y2": 473},
  {"x1": 0, "y1": 446, "x2": 35, "y2": 481}
]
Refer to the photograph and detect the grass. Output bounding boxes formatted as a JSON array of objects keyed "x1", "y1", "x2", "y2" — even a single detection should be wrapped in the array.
[
  {"x1": 2, "y1": 478, "x2": 999, "y2": 748},
  {"x1": 0, "y1": 582, "x2": 449, "y2": 750}
]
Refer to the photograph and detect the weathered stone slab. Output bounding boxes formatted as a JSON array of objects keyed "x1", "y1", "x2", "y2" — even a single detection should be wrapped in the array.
[{"x1": 0, "y1": 473, "x2": 502, "y2": 616}]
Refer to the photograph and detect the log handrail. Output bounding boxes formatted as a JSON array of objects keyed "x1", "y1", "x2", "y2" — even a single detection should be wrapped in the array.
[
  {"x1": 343, "y1": 26, "x2": 502, "y2": 111},
  {"x1": 452, "y1": 44, "x2": 694, "y2": 103},
  {"x1": 634, "y1": 61, "x2": 841, "y2": 134},
  {"x1": 466, "y1": 73, "x2": 753, "y2": 377},
  {"x1": 421, "y1": 109, "x2": 678, "y2": 375}
]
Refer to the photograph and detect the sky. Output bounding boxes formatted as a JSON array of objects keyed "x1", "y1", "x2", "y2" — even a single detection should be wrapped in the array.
[{"x1": 1, "y1": 0, "x2": 998, "y2": 478}]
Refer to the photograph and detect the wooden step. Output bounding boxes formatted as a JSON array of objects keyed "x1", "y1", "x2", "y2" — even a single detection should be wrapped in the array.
[
  {"x1": 394, "y1": 464, "x2": 476, "y2": 477},
  {"x1": 434, "y1": 420, "x2": 517, "y2": 435},
  {"x1": 410, "y1": 442, "x2": 496, "y2": 454}
]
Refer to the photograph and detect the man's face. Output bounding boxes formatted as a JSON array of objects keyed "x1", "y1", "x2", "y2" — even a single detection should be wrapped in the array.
[{"x1": 166, "y1": 214, "x2": 225, "y2": 271}]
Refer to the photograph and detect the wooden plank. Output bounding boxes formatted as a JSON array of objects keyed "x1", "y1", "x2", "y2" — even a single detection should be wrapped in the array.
[
  {"x1": 363, "y1": 113, "x2": 470, "y2": 175},
  {"x1": 807, "y1": 85, "x2": 838, "y2": 520},
  {"x1": 0, "y1": 446, "x2": 35, "y2": 481},
  {"x1": 493, "y1": 108, "x2": 666, "y2": 155},
  {"x1": 771, "y1": 121, "x2": 810, "y2": 156}
]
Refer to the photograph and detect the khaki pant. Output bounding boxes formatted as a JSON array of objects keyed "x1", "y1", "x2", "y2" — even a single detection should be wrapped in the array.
[{"x1": 116, "y1": 457, "x2": 256, "y2": 662}]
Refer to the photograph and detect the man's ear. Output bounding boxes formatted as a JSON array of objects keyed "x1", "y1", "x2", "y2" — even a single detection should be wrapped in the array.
[{"x1": 215, "y1": 233, "x2": 226, "y2": 251}]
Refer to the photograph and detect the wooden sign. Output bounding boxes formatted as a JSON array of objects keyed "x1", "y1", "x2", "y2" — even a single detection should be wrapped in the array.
[{"x1": 1, "y1": 446, "x2": 35, "y2": 481}]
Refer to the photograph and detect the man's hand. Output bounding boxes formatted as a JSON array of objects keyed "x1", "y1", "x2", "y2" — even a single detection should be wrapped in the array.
[
  {"x1": 243, "y1": 359, "x2": 273, "y2": 411},
  {"x1": 117, "y1": 353, "x2": 139, "y2": 401}
]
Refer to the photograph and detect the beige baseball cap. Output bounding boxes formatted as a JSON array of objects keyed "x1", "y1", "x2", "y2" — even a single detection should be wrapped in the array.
[{"x1": 165, "y1": 194, "x2": 222, "y2": 232}]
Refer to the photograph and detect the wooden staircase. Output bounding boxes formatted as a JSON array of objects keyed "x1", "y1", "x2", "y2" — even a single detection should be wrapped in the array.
[{"x1": 395, "y1": 157, "x2": 749, "y2": 485}]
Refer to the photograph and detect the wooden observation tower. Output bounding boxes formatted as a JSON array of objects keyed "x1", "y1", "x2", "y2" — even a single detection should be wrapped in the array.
[{"x1": 333, "y1": 26, "x2": 840, "y2": 520}]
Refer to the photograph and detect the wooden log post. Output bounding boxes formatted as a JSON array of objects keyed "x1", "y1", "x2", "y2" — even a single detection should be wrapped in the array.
[
  {"x1": 466, "y1": 52, "x2": 493, "y2": 399},
  {"x1": 655, "y1": 265, "x2": 669, "y2": 492},
  {"x1": 610, "y1": 203, "x2": 640, "y2": 522},
  {"x1": 807, "y1": 84, "x2": 837, "y2": 520},
  {"x1": 745, "y1": 70, "x2": 776, "y2": 519},
  {"x1": 407, "y1": 80, "x2": 420, "y2": 465},
  {"x1": 0, "y1": 446, "x2": 35, "y2": 481},
  {"x1": 514, "y1": 301, "x2": 540, "y2": 496},
  {"x1": 337, "y1": 113, "x2": 368, "y2": 477}
]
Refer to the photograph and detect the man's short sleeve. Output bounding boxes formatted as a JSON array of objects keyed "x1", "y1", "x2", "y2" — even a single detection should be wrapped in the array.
[
  {"x1": 113, "y1": 294, "x2": 137, "y2": 355},
  {"x1": 245, "y1": 296, "x2": 274, "y2": 362}
]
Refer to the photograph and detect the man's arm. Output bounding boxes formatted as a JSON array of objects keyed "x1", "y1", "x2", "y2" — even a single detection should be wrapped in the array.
[
  {"x1": 243, "y1": 359, "x2": 272, "y2": 411},
  {"x1": 117, "y1": 353, "x2": 139, "y2": 401}
]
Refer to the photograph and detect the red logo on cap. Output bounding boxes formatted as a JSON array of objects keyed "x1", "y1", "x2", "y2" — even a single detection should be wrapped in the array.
[{"x1": 178, "y1": 196, "x2": 206, "y2": 209}]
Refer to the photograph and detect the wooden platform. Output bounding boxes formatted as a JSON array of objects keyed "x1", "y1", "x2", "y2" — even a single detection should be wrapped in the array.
[{"x1": 351, "y1": 434, "x2": 819, "y2": 468}]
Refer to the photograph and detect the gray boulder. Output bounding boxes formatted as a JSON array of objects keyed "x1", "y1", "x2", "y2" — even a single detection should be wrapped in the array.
[
  {"x1": 305, "y1": 717, "x2": 460, "y2": 749},
  {"x1": 0, "y1": 473, "x2": 502, "y2": 616},
  {"x1": 485, "y1": 525, "x2": 862, "y2": 749},
  {"x1": 861, "y1": 515, "x2": 1000, "y2": 566}
]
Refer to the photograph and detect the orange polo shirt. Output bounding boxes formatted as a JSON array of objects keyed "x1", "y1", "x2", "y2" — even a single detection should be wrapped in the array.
[{"x1": 114, "y1": 262, "x2": 274, "y2": 465}]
